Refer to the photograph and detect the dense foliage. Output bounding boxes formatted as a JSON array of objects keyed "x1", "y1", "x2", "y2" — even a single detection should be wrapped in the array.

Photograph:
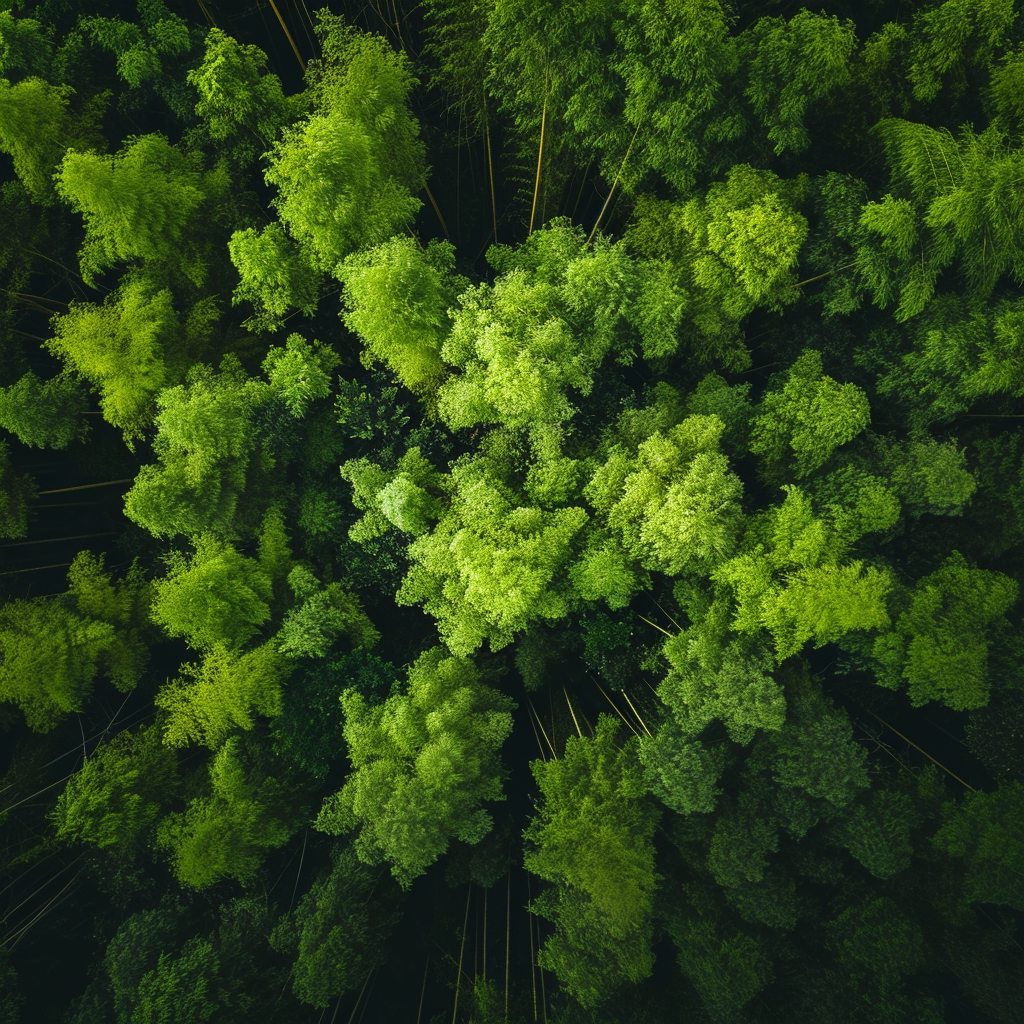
[{"x1": 0, "y1": 1, "x2": 1022, "y2": 1021}]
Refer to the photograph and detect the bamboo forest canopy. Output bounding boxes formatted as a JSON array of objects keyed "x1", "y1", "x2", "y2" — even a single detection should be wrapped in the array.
[{"x1": 0, "y1": 0, "x2": 1022, "y2": 1021}]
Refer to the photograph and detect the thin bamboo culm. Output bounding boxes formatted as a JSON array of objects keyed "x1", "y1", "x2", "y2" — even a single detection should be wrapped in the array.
[
  {"x1": 527, "y1": 877, "x2": 537, "y2": 1022},
  {"x1": 528, "y1": 73, "x2": 549, "y2": 237},
  {"x1": 452, "y1": 885, "x2": 472, "y2": 1024},
  {"x1": 504, "y1": 871, "x2": 511, "y2": 1021},
  {"x1": 267, "y1": 0, "x2": 306, "y2": 72}
]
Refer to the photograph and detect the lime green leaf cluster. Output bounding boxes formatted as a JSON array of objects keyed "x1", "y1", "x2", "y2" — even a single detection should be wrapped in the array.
[
  {"x1": 397, "y1": 456, "x2": 588, "y2": 654},
  {"x1": 45, "y1": 275, "x2": 179, "y2": 444},
  {"x1": 55, "y1": 132, "x2": 228, "y2": 287},
  {"x1": 525, "y1": 715, "x2": 658, "y2": 1007},
  {"x1": 750, "y1": 349, "x2": 872, "y2": 481},
  {"x1": 123, "y1": 358, "x2": 270, "y2": 539},
  {"x1": 315, "y1": 647, "x2": 515, "y2": 888},
  {"x1": 156, "y1": 736, "x2": 294, "y2": 888},
  {"x1": 51, "y1": 724, "x2": 177, "y2": 851},
  {"x1": 337, "y1": 235, "x2": 466, "y2": 395},
  {"x1": 585, "y1": 413, "x2": 744, "y2": 577},
  {"x1": 156, "y1": 641, "x2": 292, "y2": 749},
  {"x1": 0, "y1": 369, "x2": 89, "y2": 449},
  {"x1": 872, "y1": 550, "x2": 1018, "y2": 710}
]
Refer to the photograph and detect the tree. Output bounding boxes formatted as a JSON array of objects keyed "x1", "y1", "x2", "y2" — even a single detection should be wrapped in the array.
[
  {"x1": 0, "y1": 76, "x2": 75, "y2": 204},
  {"x1": 315, "y1": 647, "x2": 516, "y2": 888},
  {"x1": 872, "y1": 550, "x2": 1019, "y2": 710},
  {"x1": 337, "y1": 235, "x2": 466, "y2": 395},
  {"x1": 227, "y1": 223, "x2": 321, "y2": 332},
  {"x1": 0, "y1": 595, "x2": 116, "y2": 732},
  {"x1": 51, "y1": 724, "x2": 177, "y2": 852},
  {"x1": 44, "y1": 274, "x2": 180, "y2": 444},
  {"x1": 639, "y1": 719, "x2": 728, "y2": 815},
  {"x1": 156, "y1": 641, "x2": 292, "y2": 749},
  {"x1": 625, "y1": 165, "x2": 811, "y2": 368},
  {"x1": 932, "y1": 780, "x2": 1024, "y2": 911},
  {"x1": 274, "y1": 564, "x2": 379, "y2": 659},
  {"x1": 0, "y1": 438, "x2": 36, "y2": 538},
  {"x1": 131, "y1": 937, "x2": 221, "y2": 1024},
  {"x1": 0, "y1": 369, "x2": 89, "y2": 448},
  {"x1": 185, "y1": 26, "x2": 300, "y2": 167},
  {"x1": 438, "y1": 222, "x2": 638, "y2": 429},
  {"x1": 397, "y1": 454, "x2": 588, "y2": 655},
  {"x1": 766, "y1": 670, "x2": 870, "y2": 809},
  {"x1": 123, "y1": 357, "x2": 270, "y2": 539},
  {"x1": 54, "y1": 131, "x2": 229, "y2": 287},
  {"x1": 260, "y1": 333, "x2": 338, "y2": 419},
  {"x1": 856, "y1": 120, "x2": 1024, "y2": 321},
  {"x1": 525, "y1": 715, "x2": 659, "y2": 1008},
  {"x1": 149, "y1": 535, "x2": 273, "y2": 652},
  {"x1": 258, "y1": 15, "x2": 425, "y2": 277},
  {"x1": 66, "y1": 550, "x2": 153, "y2": 691},
  {"x1": 741, "y1": 8, "x2": 858, "y2": 155},
  {"x1": 526, "y1": 714, "x2": 657, "y2": 941},
  {"x1": 156, "y1": 736, "x2": 295, "y2": 888},
  {"x1": 584, "y1": 413, "x2": 744, "y2": 577},
  {"x1": 269, "y1": 846, "x2": 401, "y2": 1008},
  {"x1": 750, "y1": 349, "x2": 872, "y2": 482},
  {"x1": 830, "y1": 788, "x2": 918, "y2": 880}
]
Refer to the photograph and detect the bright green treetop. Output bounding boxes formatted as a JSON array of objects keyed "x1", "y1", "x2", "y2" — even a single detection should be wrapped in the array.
[
  {"x1": 397, "y1": 454, "x2": 589, "y2": 655},
  {"x1": 149, "y1": 535, "x2": 274, "y2": 652},
  {"x1": 0, "y1": 369, "x2": 89, "y2": 449},
  {"x1": 585, "y1": 413, "x2": 744, "y2": 577},
  {"x1": 45, "y1": 274, "x2": 179, "y2": 444},
  {"x1": 337, "y1": 235, "x2": 466, "y2": 395},
  {"x1": 55, "y1": 132, "x2": 229, "y2": 287},
  {"x1": 750, "y1": 349, "x2": 872, "y2": 482},
  {"x1": 0, "y1": 76, "x2": 74, "y2": 204},
  {"x1": 123, "y1": 357, "x2": 270, "y2": 539},
  {"x1": 51, "y1": 724, "x2": 177, "y2": 851},
  {"x1": 872, "y1": 549, "x2": 1019, "y2": 710},
  {"x1": 315, "y1": 647, "x2": 516, "y2": 888},
  {"x1": 156, "y1": 640, "x2": 292, "y2": 749},
  {"x1": 156, "y1": 736, "x2": 294, "y2": 888}
]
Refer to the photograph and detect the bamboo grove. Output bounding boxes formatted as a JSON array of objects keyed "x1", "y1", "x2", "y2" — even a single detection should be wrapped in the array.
[{"x1": 0, "y1": 0, "x2": 1022, "y2": 1021}]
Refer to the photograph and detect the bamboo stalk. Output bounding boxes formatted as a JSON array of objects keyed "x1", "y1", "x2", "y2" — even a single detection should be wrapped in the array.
[
  {"x1": 37, "y1": 478, "x2": 134, "y2": 495},
  {"x1": 563, "y1": 688, "x2": 582, "y2": 739},
  {"x1": 867, "y1": 710, "x2": 975, "y2": 791},
  {"x1": 424, "y1": 182, "x2": 451, "y2": 240},
  {"x1": 793, "y1": 260, "x2": 858, "y2": 289},
  {"x1": 415, "y1": 960, "x2": 429, "y2": 1024},
  {"x1": 652, "y1": 599, "x2": 684, "y2": 633},
  {"x1": 528, "y1": 80, "x2": 548, "y2": 237},
  {"x1": 526, "y1": 704, "x2": 548, "y2": 761},
  {"x1": 267, "y1": 0, "x2": 306, "y2": 72},
  {"x1": 504, "y1": 871, "x2": 510, "y2": 1021},
  {"x1": 587, "y1": 124, "x2": 640, "y2": 244},
  {"x1": 195, "y1": 0, "x2": 217, "y2": 27},
  {"x1": 591, "y1": 676, "x2": 640, "y2": 738},
  {"x1": 452, "y1": 886, "x2": 472, "y2": 1024},
  {"x1": 637, "y1": 614, "x2": 674, "y2": 638},
  {"x1": 485, "y1": 109, "x2": 498, "y2": 245},
  {"x1": 526, "y1": 696, "x2": 556, "y2": 758},
  {"x1": 621, "y1": 690, "x2": 653, "y2": 738},
  {"x1": 483, "y1": 885, "x2": 488, "y2": 982},
  {"x1": 0, "y1": 562, "x2": 73, "y2": 576},
  {"x1": 0, "y1": 532, "x2": 115, "y2": 550},
  {"x1": 527, "y1": 877, "x2": 537, "y2": 1022}
]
